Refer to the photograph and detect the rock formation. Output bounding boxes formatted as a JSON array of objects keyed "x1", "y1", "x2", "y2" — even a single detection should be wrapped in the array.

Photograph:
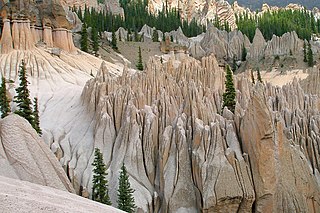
[
  {"x1": 247, "y1": 28, "x2": 266, "y2": 61},
  {"x1": 0, "y1": 114, "x2": 74, "y2": 193},
  {"x1": 0, "y1": 0, "x2": 78, "y2": 53},
  {"x1": 199, "y1": 23, "x2": 250, "y2": 60},
  {"x1": 33, "y1": 51, "x2": 319, "y2": 212},
  {"x1": 0, "y1": 175, "x2": 123, "y2": 212}
]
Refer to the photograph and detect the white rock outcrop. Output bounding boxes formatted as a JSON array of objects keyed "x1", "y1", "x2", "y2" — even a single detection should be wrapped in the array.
[
  {"x1": 0, "y1": 114, "x2": 74, "y2": 193},
  {"x1": 0, "y1": 175, "x2": 123, "y2": 213}
]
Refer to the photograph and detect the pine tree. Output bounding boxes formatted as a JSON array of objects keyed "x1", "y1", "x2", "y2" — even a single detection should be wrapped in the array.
[
  {"x1": 91, "y1": 27, "x2": 99, "y2": 56},
  {"x1": 111, "y1": 28, "x2": 118, "y2": 51},
  {"x1": 303, "y1": 41, "x2": 307, "y2": 62},
  {"x1": 257, "y1": 67, "x2": 262, "y2": 83},
  {"x1": 33, "y1": 97, "x2": 42, "y2": 135},
  {"x1": 80, "y1": 23, "x2": 89, "y2": 52},
  {"x1": 307, "y1": 42, "x2": 314, "y2": 67},
  {"x1": 222, "y1": 65, "x2": 236, "y2": 113},
  {"x1": 92, "y1": 148, "x2": 112, "y2": 205},
  {"x1": 136, "y1": 47, "x2": 144, "y2": 71},
  {"x1": 14, "y1": 60, "x2": 34, "y2": 125},
  {"x1": 117, "y1": 163, "x2": 136, "y2": 213},
  {"x1": 0, "y1": 77, "x2": 11, "y2": 118}
]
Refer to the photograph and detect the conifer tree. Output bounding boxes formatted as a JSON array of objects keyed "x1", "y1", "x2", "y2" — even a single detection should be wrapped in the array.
[
  {"x1": 0, "y1": 77, "x2": 11, "y2": 118},
  {"x1": 136, "y1": 47, "x2": 144, "y2": 71},
  {"x1": 222, "y1": 65, "x2": 236, "y2": 113},
  {"x1": 307, "y1": 42, "x2": 314, "y2": 67},
  {"x1": 119, "y1": 30, "x2": 122, "y2": 42},
  {"x1": 80, "y1": 23, "x2": 89, "y2": 52},
  {"x1": 33, "y1": 97, "x2": 42, "y2": 135},
  {"x1": 14, "y1": 60, "x2": 33, "y2": 125},
  {"x1": 91, "y1": 27, "x2": 99, "y2": 57},
  {"x1": 257, "y1": 67, "x2": 262, "y2": 83},
  {"x1": 303, "y1": 41, "x2": 307, "y2": 62},
  {"x1": 117, "y1": 163, "x2": 136, "y2": 213},
  {"x1": 111, "y1": 27, "x2": 118, "y2": 51},
  {"x1": 92, "y1": 148, "x2": 112, "y2": 205}
]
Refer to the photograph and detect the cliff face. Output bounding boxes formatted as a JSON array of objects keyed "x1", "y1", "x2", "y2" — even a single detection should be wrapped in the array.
[{"x1": 0, "y1": 0, "x2": 77, "y2": 53}]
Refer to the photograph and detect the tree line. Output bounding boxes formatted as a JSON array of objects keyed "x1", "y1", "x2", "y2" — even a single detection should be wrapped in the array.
[
  {"x1": 236, "y1": 9, "x2": 320, "y2": 42},
  {"x1": 72, "y1": 0, "x2": 206, "y2": 38}
]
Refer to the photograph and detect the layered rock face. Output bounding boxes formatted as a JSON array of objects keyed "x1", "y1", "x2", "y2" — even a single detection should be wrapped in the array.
[
  {"x1": 0, "y1": 114, "x2": 74, "y2": 193},
  {"x1": 0, "y1": 0, "x2": 77, "y2": 53},
  {"x1": 44, "y1": 53, "x2": 320, "y2": 212}
]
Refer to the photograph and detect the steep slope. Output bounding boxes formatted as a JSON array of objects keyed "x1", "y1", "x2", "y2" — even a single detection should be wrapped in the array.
[
  {"x1": 0, "y1": 114, "x2": 74, "y2": 192},
  {"x1": 0, "y1": 175, "x2": 123, "y2": 213}
]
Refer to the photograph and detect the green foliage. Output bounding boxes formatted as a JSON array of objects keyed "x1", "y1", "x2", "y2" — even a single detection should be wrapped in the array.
[
  {"x1": 91, "y1": 27, "x2": 99, "y2": 56},
  {"x1": 303, "y1": 41, "x2": 307, "y2": 62},
  {"x1": 14, "y1": 60, "x2": 34, "y2": 125},
  {"x1": 33, "y1": 97, "x2": 42, "y2": 135},
  {"x1": 222, "y1": 65, "x2": 236, "y2": 113},
  {"x1": 92, "y1": 148, "x2": 112, "y2": 205},
  {"x1": 117, "y1": 163, "x2": 136, "y2": 213},
  {"x1": 97, "y1": 0, "x2": 104, "y2": 3},
  {"x1": 0, "y1": 77, "x2": 11, "y2": 118},
  {"x1": 75, "y1": 1, "x2": 205, "y2": 38},
  {"x1": 111, "y1": 28, "x2": 118, "y2": 51},
  {"x1": 136, "y1": 47, "x2": 144, "y2": 71},
  {"x1": 307, "y1": 42, "x2": 314, "y2": 67},
  {"x1": 80, "y1": 23, "x2": 89, "y2": 52},
  {"x1": 236, "y1": 9, "x2": 318, "y2": 42}
]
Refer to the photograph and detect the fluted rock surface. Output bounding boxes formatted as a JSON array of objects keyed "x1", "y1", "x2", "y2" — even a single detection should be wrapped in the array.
[
  {"x1": 199, "y1": 24, "x2": 250, "y2": 60},
  {"x1": 0, "y1": 114, "x2": 74, "y2": 193},
  {"x1": 37, "y1": 53, "x2": 316, "y2": 212},
  {"x1": 247, "y1": 28, "x2": 266, "y2": 60}
]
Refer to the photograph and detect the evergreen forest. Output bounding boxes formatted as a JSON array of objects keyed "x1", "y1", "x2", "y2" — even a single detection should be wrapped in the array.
[{"x1": 236, "y1": 9, "x2": 320, "y2": 42}]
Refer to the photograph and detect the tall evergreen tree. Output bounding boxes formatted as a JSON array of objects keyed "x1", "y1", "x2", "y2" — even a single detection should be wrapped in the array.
[
  {"x1": 232, "y1": 55, "x2": 237, "y2": 71},
  {"x1": 14, "y1": 60, "x2": 33, "y2": 125},
  {"x1": 33, "y1": 97, "x2": 42, "y2": 135},
  {"x1": 0, "y1": 77, "x2": 11, "y2": 118},
  {"x1": 92, "y1": 148, "x2": 112, "y2": 205},
  {"x1": 117, "y1": 163, "x2": 136, "y2": 213},
  {"x1": 91, "y1": 27, "x2": 99, "y2": 57},
  {"x1": 111, "y1": 27, "x2": 118, "y2": 51},
  {"x1": 307, "y1": 42, "x2": 314, "y2": 67},
  {"x1": 303, "y1": 41, "x2": 307, "y2": 62},
  {"x1": 222, "y1": 65, "x2": 236, "y2": 113},
  {"x1": 136, "y1": 47, "x2": 144, "y2": 71},
  {"x1": 80, "y1": 23, "x2": 89, "y2": 52}
]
